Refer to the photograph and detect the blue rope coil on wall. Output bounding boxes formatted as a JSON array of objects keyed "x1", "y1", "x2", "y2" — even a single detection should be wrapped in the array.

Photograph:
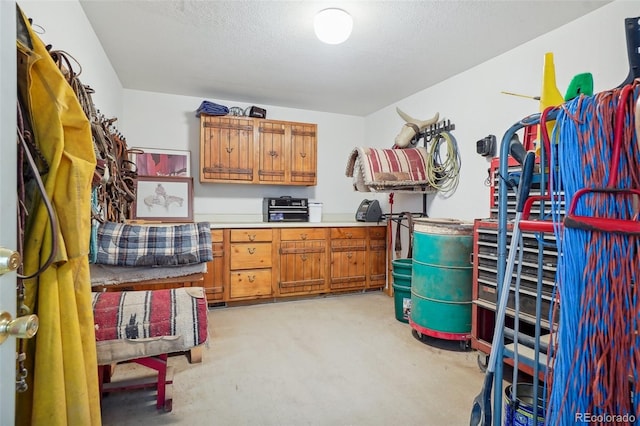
[{"x1": 547, "y1": 83, "x2": 640, "y2": 424}]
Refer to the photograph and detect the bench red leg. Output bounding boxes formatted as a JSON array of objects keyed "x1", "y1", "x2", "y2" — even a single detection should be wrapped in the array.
[
  {"x1": 97, "y1": 354, "x2": 174, "y2": 412},
  {"x1": 133, "y1": 354, "x2": 172, "y2": 410}
]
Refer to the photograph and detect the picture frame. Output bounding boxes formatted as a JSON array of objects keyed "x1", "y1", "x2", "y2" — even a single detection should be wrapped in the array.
[
  {"x1": 130, "y1": 147, "x2": 191, "y2": 177},
  {"x1": 132, "y1": 176, "x2": 194, "y2": 222}
]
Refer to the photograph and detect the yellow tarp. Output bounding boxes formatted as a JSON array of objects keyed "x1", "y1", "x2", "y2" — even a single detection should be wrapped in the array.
[{"x1": 16, "y1": 6, "x2": 100, "y2": 425}]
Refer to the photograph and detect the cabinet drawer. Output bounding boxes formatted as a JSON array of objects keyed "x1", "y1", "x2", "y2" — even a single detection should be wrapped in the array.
[
  {"x1": 230, "y1": 229, "x2": 272, "y2": 242},
  {"x1": 211, "y1": 229, "x2": 224, "y2": 243},
  {"x1": 230, "y1": 243, "x2": 272, "y2": 269},
  {"x1": 280, "y1": 228, "x2": 326, "y2": 241},
  {"x1": 230, "y1": 269, "x2": 272, "y2": 298},
  {"x1": 331, "y1": 227, "x2": 367, "y2": 240},
  {"x1": 368, "y1": 227, "x2": 386, "y2": 240}
]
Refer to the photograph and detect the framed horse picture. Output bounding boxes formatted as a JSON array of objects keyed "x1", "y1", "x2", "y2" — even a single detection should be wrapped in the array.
[{"x1": 132, "y1": 176, "x2": 194, "y2": 222}]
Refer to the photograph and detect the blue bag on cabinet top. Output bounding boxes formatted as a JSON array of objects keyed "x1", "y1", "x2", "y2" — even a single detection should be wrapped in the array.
[{"x1": 195, "y1": 100, "x2": 229, "y2": 117}]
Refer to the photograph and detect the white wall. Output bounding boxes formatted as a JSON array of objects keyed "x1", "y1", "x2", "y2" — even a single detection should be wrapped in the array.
[
  {"x1": 18, "y1": 0, "x2": 123, "y2": 120},
  {"x1": 366, "y1": 0, "x2": 638, "y2": 221},
  {"x1": 122, "y1": 90, "x2": 366, "y2": 217},
  {"x1": 14, "y1": 0, "x2": 639, "y2": 221}
]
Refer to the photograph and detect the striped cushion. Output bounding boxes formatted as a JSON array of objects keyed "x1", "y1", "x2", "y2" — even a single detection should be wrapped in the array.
[
  {"x1": 346, "y1": 147, "x2": 434, "y2": 191},
  {"x1": 92, "y1": 287, "x2": 208, "y2": 364}
]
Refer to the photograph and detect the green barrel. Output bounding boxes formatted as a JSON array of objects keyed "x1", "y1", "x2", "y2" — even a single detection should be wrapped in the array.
[{"x1": 410, "y1": 218, "x2": 473, "y2": 336}]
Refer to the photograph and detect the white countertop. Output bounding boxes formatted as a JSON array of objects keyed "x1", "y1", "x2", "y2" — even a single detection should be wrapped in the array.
[{"x1": 194, "y1": 213, "x2": 387, "y2": 229}]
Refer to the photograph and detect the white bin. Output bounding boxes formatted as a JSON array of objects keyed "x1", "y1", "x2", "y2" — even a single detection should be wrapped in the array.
[{"x1": 309, "y1": 202, "x2": 323, "y2": 222}]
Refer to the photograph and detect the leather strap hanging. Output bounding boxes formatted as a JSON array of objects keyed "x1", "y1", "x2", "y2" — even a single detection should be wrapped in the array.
[{"x1": 394, "y1": 212, "x2": 415, "y2": 259}]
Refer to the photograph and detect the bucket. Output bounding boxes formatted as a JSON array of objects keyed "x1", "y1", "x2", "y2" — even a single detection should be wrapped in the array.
[
  {"x1": 410, "y1": 218, "x2": 473, "y2": 336},
  {"x1": 391, "y1": 258, "x2": 412, "y2": 276},
  {"x1": 504, "y1": 383, "x2": 545, "y2": 426},
  {"x1": 309, "y1": 202, "x2": 323, "y2": 222},
  {"x1": 392, "y1": 280, "x2": 412, "y2": 323},
  {"x1": 392, "y1": 259, "x2": 412, "y2": 323}
]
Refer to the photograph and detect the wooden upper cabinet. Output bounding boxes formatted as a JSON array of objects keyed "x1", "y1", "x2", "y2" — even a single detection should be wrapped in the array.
[
  {"x1": 257, "y1": 121, "x2": 286, "y2": 184},
  {"x1": 200, "y1": 116, "x2": 254, "y2": 183},
  {"x1": 200, "y1": 116, "x2": 317, "y2": 186},
  {"x1": 289, "y1": 123, "x2": 317, "y2": 185}
]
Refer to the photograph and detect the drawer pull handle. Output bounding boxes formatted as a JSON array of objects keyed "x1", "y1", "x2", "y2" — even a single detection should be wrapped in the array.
[
  {"x1": 248, "y1": 234, "x2": 256, "y2": 241},
  {"x1": 300, "y1": 233, "x2": 307, "y2": 240},
  {"x1": 248, "y1": 275, "x2": 256, "y2": 283},
  {"x1": 346, "y1": 233, "x2": 353, "y2": 238},
  {"x1": 248, "y1": 247, "x2": 256, "y2": 254},
  {"x1": 300, "y1": 254, "x2": 308, "y2": 261}
]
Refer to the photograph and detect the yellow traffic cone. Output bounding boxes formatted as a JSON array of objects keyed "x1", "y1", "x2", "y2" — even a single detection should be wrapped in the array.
[{"x1": 537, "y1": 52, "x2": 564, "y2": 155}]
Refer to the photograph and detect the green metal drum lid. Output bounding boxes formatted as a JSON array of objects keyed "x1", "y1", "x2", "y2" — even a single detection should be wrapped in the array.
[{"x1": 412, "y1": 218, "x2": 473, "y2": 235}]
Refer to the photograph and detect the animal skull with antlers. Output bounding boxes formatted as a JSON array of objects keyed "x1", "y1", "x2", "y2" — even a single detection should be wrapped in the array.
[{"x1": 394, "y1": 107, "x2": 439, "y2": 148}]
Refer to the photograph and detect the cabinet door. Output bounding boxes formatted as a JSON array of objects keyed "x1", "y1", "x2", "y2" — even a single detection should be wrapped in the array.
[
  {"x1": 330, "y1": 227, "x2": 367, "y2": 290},
  {"x1": 200, "y1": 116, "x2": 254, "y2": 182},
  {"x1": 288, "y1": 123, "x2": 317, "y2": 185},
  {"x1": 278, "y1": 228, "x2": 327, "y2": 295},
  {"x1": 257, "y1": 121, "x2": 286, "y2": 184},
  {"x1": 202, "y1": 230, "x2": 225, "y2": 302},
  {"x1": 368, "y1": 226, "x2": 387, "y2": 289}
]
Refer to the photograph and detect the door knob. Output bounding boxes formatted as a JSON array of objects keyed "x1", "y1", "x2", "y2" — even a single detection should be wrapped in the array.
[
  {"x1": 0, "y1": 247, "x2": 20, "y2": 276},
  {"x1": 0, "y1": 312, "x2": 38, "y2": 345}
]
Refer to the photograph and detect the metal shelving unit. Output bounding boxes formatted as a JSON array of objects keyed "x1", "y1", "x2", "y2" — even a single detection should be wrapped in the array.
[{"x1": 470, "y1": 112, "x2": 560, "y2": 425}]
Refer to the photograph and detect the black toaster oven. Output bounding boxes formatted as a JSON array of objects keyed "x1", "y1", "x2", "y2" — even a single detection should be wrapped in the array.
[{"x1": 263, "y1": 197, "x2": 309, "y2": 222}]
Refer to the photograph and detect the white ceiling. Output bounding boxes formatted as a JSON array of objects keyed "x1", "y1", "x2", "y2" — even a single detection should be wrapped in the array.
[{"x1": 79, "y1": 0, "x2": 611, "y2": 117}]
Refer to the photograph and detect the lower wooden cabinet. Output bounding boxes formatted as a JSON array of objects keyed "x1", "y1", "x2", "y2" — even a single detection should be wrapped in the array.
[
  {"x1": 203, "y1": 225, "x2": 387, "y2": 304},
  {"x1": 228, "y1": 229, "x2": 274, "y2": 301},
  {"x1": 330, "y1": 227, "x2": 367, "y2": 291},
  {"x1": 368, "y1": 227, "x2": 387, "y2": 289},
  {"x1": 202, "y1": 229, "x2": 225, "y2": 302},
  {"x1": 278, "y1": 228, "x2": 328, "y2": 296}
]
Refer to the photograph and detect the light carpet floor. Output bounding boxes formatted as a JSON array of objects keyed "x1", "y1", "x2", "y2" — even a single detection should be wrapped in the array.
[{"x1": 100, "y1": 291, "x2": 485, "y2": 425}]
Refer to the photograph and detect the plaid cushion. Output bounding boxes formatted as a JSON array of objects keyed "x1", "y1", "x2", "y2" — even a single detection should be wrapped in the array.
[{"x1": 95, "y1": 222, "x2": 213, "y2": 266}]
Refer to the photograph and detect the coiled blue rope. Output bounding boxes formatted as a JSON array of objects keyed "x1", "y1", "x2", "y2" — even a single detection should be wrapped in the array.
[{"x1": 547, "y1": 86, "x2": 640, "y2": 424}]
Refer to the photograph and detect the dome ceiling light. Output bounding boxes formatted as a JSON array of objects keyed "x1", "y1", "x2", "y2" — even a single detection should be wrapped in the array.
[{"x1": 314, "y1": 8, "x2": 353, "y2": 45}]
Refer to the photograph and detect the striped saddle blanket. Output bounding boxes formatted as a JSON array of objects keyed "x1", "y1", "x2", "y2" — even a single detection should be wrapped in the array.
[
  {"x1": 345, "y1": 147, "x2": 434, "y2": 192},
  {"x1": 92, "y1": 287, "x2": 208, "y2": 364}
]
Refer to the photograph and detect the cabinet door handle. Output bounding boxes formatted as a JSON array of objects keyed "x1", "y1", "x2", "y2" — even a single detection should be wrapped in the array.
[
  {"x1": 268, "y1": 150, "x2": 278, "y2": 157},
  {"x1": 248, "y1": 234, "x2": 256, "y2": 241},
  {"x1": 300, "y1": 254, "x2": 308, "y2": 261},
  {"x1": 299, "y1": 152, "x2": 307, "y2": 158},
  {"x1": 226, "y1": 146, "x2": 234, "y2": 153},
  {"x1": 248, "y1": 247, "x2": 256, "y2": 254},
  {"x1": 347, "y1": 252, "x2": 353, "y2": 259},
  {"x1": 300, "y1": 233, "x2": 307, "y2": 240},
  {"x1": 248, "y1": 274, "x2": 256, "y2": 283}
]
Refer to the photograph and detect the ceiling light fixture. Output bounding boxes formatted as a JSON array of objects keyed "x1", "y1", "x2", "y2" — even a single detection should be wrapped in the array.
[{"x1": 314, "y1": 8, "x2": 353, "y2": 45}]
